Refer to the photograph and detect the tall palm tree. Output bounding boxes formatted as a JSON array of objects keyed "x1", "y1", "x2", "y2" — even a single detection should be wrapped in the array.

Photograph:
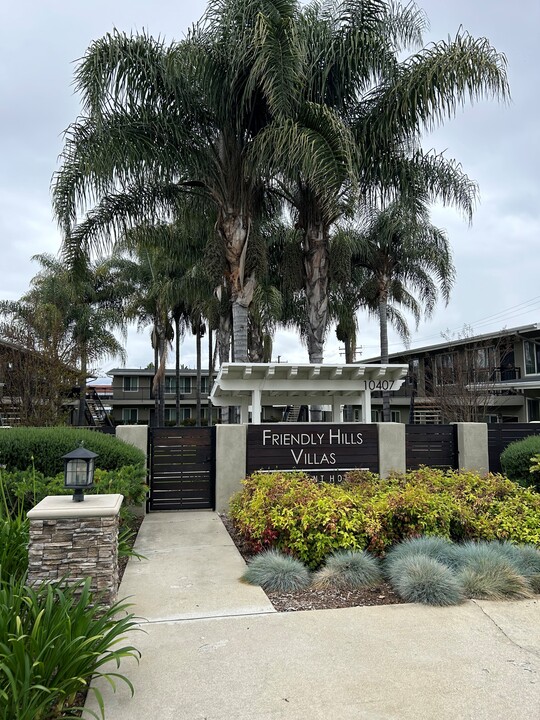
[
  {"x1": 270, "y1": 0, "x2": 507, "y2": 363},
  {"x1": 52, "y1": 0, "x2": 308, "y2": 362},
  {"x1": 344, "y1": 200, "x2": 456, "y2": 420}
]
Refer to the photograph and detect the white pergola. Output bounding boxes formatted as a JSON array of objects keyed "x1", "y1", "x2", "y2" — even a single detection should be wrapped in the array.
[{"x1": 210, "y1": 362, "x2": 409, "y2": 423}]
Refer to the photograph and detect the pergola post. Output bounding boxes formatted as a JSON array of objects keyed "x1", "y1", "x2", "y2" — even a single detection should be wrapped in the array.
[
  {"x1": 332, "y1": 396, "x2": 342, "y2": 423},
  {"x1": 251, "y1": 388, "x2": 262, "y2": 425},
  {"x1": 361, "y1": 389, "x2": 372, "y2": 423},
  {"x1": 239, "y1": 401, "x2": 250, "y2": 424}
]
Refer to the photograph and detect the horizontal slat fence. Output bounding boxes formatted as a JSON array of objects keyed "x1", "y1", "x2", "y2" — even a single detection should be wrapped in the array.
[
  {"x1": 149, "y1": 427, "x2": 215, "y2": 510},
  {"x1": 488, "y1": 424, "x2": 540, "y2": 473},
  {"x1": 406, "y1": 425, "x2": 458, "y2": 470}
]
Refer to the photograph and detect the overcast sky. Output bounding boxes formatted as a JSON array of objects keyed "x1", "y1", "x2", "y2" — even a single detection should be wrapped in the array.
[{"x1": 1, "y1": 0, "x2": 538, "y2": 376}]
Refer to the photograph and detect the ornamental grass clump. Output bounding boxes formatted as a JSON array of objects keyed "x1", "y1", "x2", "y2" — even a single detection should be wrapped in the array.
[
  {"x1": 242, "y1": 549, "x2": 310, "y2": 592},
  {"x1": 312, "y1": 550, "x2": 382, "y2": 590},
  {"x1": 455, "y1": 541, "x2": 533, "y2": 600},
  {"x1": 384, "y1": 536, "x2": 457, "y2": 572},
  {"x1": 386, "y1": 555, "x2": 464, "y2": 606}
]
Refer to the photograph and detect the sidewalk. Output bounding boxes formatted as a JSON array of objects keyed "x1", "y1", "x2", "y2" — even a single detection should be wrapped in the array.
[{"x1": 87, "y1": 512, "x2": 540, "y2": 720}]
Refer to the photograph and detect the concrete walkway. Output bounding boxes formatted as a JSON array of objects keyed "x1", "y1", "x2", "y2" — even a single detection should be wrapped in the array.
[{"x1": 87, "y1": 512, "x2": 540, "y2": 720}]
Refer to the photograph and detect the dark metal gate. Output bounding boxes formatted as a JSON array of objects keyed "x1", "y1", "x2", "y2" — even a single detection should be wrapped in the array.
[{"x1": 149, "y1": 427, "x2": 215, "y2": 511}]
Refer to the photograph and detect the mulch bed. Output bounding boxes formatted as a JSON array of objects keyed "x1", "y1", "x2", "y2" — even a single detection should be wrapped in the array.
[{"x1": 220, "y1": 515, "x2": 404, "y2": 611}]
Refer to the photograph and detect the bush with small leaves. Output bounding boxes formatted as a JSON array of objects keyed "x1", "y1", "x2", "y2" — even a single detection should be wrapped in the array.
[
  {"x1": 312, "y1": 550, "x2": 382, "y2": 590},
  {"x1": 386, "y1": 555, "x2": 464, "y2": 606},
  {"x1": 242, "y1": 549, "x2": 310, "y2": 592}
]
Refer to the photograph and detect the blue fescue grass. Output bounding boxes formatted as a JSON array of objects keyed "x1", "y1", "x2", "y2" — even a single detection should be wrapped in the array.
[
  {"x1": 384, "y1": 536, "x2": 457, "y2": 572},
  {"x1": 311, "y1": 550, "x2": 382, "y2": 590},
  {"x1": 242, "y1": 549, "x2": 310, "y2": 592},
  {"x1": 455, "y1": 541, "x2": 534, "y2": 600},
  {"x1": 386, "y1": 555, "x2": 464, "y2": 606}
]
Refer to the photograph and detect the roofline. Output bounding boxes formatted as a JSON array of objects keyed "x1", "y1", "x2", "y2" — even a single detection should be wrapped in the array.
[
  {"x1": 362, "y1": 323, "x2": 540, "y2": 363},
  {"x1": 108, "y1": 367, "x2": 216, "y2": 376}
]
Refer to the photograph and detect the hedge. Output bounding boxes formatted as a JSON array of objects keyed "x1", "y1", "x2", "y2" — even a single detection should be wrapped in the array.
[
  {"x1": 229, "y1": 468, "x2": 540, "y2": 568},
  {"x1": 0, "y1": 427, "x2": 145, "y2": 475},
  {"x1": 500, "y1": 435, "x2": 540, "y2": 490}
]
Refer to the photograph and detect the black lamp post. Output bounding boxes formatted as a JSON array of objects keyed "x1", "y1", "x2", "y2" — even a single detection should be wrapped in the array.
[{"x1": 62, "y1": 443, "x2": 98, "y2": 502}]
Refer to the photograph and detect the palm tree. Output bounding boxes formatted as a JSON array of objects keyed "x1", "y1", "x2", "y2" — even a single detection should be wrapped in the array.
[
  {"x1": 0, "y1": 253, "x2": 127, "y2": 425},
  {"x1": 52, "y1": 0, "x2": 307, "y2": 362},
  {"x1": 270, "y1": 0, "x2": 507, "y2": 364},
  {"x1": 343, "y1": 200, "x2": 456, "y2": 421}
]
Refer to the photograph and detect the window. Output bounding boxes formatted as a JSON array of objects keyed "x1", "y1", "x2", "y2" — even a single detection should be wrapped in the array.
[
  {"x1": 164, "y1": 408, "x2": 176, "y2": 423},
  {"x1": 468, "y1": 346, "x2": 495, "y2": 382},
  {"x1": 201, "y1": 376, "x2": 210, "y2": 394},
  {"x1": 123, "y1": 376, "x2": 139, "y2": 392},
  {"x1": 527, "y1": 399, "x2": 540, "y2": 422},
  {"x1": 122, "y1": 408, "x2": 138, "y2": 424},
  {"x1": 435, "y1": 353, "x2": 456, "y2": 385},
  {"x1": 524, "y1": 341, "x2": 540, "y2": 375},
  {"x1": 179, "y1": 377, "x2": 192, "y2": 394},
  {"x1": 164, "y1": 377, "x2": 176, "y2": 394},
  {"x1": 180, "y1": 407, "x2": 191, "y2": 420},
  {"x1": 371, "y1": 409, "x2": 401, "y2": 423}
]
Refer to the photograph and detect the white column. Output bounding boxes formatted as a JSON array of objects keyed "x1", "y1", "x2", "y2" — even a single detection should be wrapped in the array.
[
  {"x1": 240, "y1": 401, "x2": 250, "y2": 424},
  {"x1": 361, "y1": 389, "x2": 372, "y2": 423},
  {"x1": 332, "y1": 397, "x2": 342, "y2": 423},
  {"x1": 251, "y1": 388, "x2": 262, "y2": 425}
]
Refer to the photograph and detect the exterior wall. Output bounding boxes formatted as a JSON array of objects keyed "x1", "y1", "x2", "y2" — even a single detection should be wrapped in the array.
[
  {"x1": 215, "y1": 425, "x2": 247, "y2": 513},
  {"x1": 110, "y1": 369, "x2": 218, "y2": 426}
]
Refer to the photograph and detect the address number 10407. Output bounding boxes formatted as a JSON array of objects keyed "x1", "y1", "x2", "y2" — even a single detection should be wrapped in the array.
[{"x1": 363, "y1": 380, "x2": 395, "y2": 391}]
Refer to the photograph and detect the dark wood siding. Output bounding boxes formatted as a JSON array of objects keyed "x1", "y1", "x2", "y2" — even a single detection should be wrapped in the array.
[
  {"x1": 149, "y1": 427, "x2": 215, "y2": 510},
  {"x1": 488, "y1": 423, "x2": 540, "y2": 473},
  {"x1": 406, "y1": 425, "x2": 458, "y2": 470}
]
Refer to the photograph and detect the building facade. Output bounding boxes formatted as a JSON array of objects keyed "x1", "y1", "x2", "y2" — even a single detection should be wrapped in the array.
[
  {"x1": 108, "y1": 368, "x2": 218, "y2": 425},
  {"x1": 363, "y1": 323, "x2": 540, "y2": 424}
]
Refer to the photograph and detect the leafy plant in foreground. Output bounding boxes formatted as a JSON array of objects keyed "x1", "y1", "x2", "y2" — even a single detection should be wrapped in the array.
[
  {"x1": 0, "y1": 576, "x2": 141, "y2": 720},
  {"x1": 242, "y1": 550, "x2": 310, "y2": 592}
]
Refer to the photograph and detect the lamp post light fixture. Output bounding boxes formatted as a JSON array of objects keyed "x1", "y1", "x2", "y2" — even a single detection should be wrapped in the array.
[{"x1": 62, "y1": 443, "x2": 98, "y2": 502}]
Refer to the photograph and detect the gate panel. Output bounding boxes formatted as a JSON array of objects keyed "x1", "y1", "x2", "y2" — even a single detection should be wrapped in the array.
[
  {"x1": 406, "y1": 425, "x2": 458, "y2": 470},
  {"x1": 149, "y1": 427, "x2": 215, "y2": 511}
]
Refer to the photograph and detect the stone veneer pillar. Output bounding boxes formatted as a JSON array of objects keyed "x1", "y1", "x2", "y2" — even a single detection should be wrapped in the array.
[{"x1": 27, "y1": 494, "x2": 123, "y2": 607}]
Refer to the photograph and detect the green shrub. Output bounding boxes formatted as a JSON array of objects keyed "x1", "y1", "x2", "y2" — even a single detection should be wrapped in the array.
[
  {"x1": 2, "y1": 464, "x2": 147, "y2": 514},
  {"x1": 230, "y1": 472, "x2": 369, "y2": 568},
  {"x1": 312, "y1": 550, "x2": 382, "y2": 590},
  {"x1": 500, "y1": 435, "x2": 540, "y2": 488},
  {"x1": 0, "y1": 575, "x2": 140, "y2": 720},
  {"x1": 230, "y1": 468, "x2": 540, "y2": 568},
  {"x1": 0, "y1": 427, "x2": 145, "y2": 475},
  {"x1": 242, "y1": 549, "x2": 310, "y2": 592},
  {"x1": 386, "y1": 555, "x2": 464, "y2": 606}
]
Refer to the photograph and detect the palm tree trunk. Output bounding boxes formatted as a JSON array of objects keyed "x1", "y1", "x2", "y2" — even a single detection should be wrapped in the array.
[
  {"x1": 153, "y1": 335, "x2": 159, "y2": 428},
  {"x1": 303, "y1": 222, "x2": 329, "y2": 364},
  {"x1": 207, "y1": 325, "x2": 214, "y2": 427},
  {"x1": 219, "y1": 210, "x2": 256, "y2": 363},
  {"x1": 175, "y1": 315, "x2": 181, "y2": 427},
  {"x1": 217, "y1": 311, "x2": 231, "y2": 423},
  {"x1": 304, "y1": 222, "x2": 329, "y2": 422},
  {"x1": 77, "y1": 346, "x2": 87, "y2": 426},
  {"x1": 196, "y1": 323, "x2": 202, "y2": 426},
  {"x1": 379, "y1": 295, "x2": 390, "y2": 422},
  {"x1": 232, "y1": 301, "x2": 249, "y2": 364}
]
